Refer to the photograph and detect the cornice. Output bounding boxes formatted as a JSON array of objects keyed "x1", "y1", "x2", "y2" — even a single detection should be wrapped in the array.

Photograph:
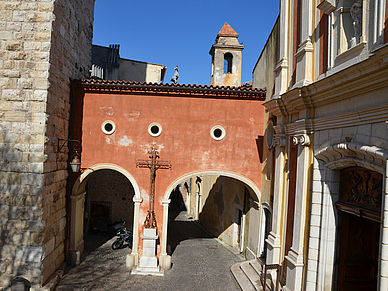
[
  {"x1": 313, "y1": 104, "x2": 388, "y2": 131},
  {"x1": 212, "y1": 44, "x2": 245, "y2": 51},
  {"x1": 267, "y1": 45, "x2": 388, "y2": 115},
  {"x1": 74, "y1": 79, "x2": 266, "y2": 101}
]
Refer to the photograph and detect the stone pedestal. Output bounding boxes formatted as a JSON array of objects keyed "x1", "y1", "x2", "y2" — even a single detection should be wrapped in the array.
[{"x1": 131, "y1": 228, "x2": 164, "y2": 276}]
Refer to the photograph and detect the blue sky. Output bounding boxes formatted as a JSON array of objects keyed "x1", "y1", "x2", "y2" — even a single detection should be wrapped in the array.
[{"x1": 92, "y1": 1, "x2": 280, "y2": 85}]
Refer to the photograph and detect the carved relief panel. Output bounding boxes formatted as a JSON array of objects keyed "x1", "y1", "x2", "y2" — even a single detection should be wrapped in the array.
[{"x1": 338, "y1": 167, "x2": 382, "y2": 221}]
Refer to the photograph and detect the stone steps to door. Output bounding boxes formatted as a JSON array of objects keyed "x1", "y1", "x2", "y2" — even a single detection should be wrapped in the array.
[{"x1": 231, "y1": 259, "x2": 264, "y2": 291}]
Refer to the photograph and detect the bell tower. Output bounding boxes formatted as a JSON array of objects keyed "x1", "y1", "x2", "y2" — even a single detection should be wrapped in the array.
[{"x1": 210, "y1": 23, "x2": 244, "y2": 87}]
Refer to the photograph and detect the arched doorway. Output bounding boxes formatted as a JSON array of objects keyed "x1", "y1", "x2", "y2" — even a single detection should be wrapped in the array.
[
  {"x1": 159, "y1": 170, "x2": 263, "y2": 269},
  {"x1": 335, "y1": 166, "x2": 382, "y2": 291},
  {"x1": 311, "y1": 142, "x2": 388, "y2": 289},
  {"x1": 69, "y1": 164, "x2": 141, "y2": 266},
  {"x1": 82, "y1": 169, "x2": 135, "y2": 255}
]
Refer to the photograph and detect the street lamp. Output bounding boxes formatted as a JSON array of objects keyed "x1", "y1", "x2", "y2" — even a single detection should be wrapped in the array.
[{"x1": 58, "y1": 138, "x2": 82, "y2": 173}]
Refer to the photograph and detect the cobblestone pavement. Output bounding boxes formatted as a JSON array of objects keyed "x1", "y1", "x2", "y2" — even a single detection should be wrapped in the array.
[{"x1": 55, "y1": 211, "x2": 244, "y2": 291}]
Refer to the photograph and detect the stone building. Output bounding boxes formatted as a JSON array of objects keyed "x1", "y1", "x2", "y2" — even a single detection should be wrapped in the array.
[
  {"x1": 242, "y1": 1, "x2": 388, "y2": 291},
  {"x1": 70, "y1": 78, "x2": 266, "y2": 274},
  {"x1": 1, "y1": 11, "x2": 269, "y2": 288},
  {"x1": 91, "y1": 44, "x2": 167, "y2": 83},
  {"x1": 0, "y1": 0, "x2": 95, "y2": 288},
  {"x1": 210, "y1": 22, "x2": 244, "y2": 87}
]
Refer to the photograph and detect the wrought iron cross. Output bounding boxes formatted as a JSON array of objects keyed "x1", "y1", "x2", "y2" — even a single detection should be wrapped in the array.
[{"x1": 136, "y1": 145, "x2": 171, "y2": 228}]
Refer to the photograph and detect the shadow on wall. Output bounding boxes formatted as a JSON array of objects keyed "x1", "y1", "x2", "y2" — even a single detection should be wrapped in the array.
[
  {"x1": 199, "y1": 176, "x2": 250, "y2": 244},
  {"x1": 167, "y1": 176, "x2": 260, "y2": 257},
  {"x1": 0, "y1": 141, "x2": 48, "y2": 287}
]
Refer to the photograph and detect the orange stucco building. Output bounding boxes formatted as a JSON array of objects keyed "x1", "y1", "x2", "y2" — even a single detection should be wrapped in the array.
[{"x1": 69, "y1": 79, "x2": 266, "y2": 271}]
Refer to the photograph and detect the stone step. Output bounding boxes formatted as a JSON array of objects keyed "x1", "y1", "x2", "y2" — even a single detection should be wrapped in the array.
[
  {"x1": 249, "y1": 259, "x2": 263, "y2": 276},
  {"x1": 240, "y1": 261, "x2": 263, "y2": 291},
  {"x1": 231, "y1": 262, "x2": 256, "y2": 291}
]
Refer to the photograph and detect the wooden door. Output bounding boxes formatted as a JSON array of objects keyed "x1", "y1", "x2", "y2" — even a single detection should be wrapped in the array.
[
  {"x1": 336, "y1": 167, "x2": 382, "y2": 291},
  {"x1": 337, "y1": 212, "x2": 379, "y2": 290}
]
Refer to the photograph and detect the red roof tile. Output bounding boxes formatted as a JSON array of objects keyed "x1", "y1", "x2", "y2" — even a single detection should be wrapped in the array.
[
  {"x1": 218, "y1": 22, "x2": 239, "y2": 36},
  {"x1": 75, "y1": 79, "x2": 266, "y2": 100}
]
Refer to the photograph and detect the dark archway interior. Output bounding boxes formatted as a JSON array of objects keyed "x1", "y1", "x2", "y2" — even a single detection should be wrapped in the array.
[{"x1": 82, "y1": 169, "x2": 135, "y2": 260}]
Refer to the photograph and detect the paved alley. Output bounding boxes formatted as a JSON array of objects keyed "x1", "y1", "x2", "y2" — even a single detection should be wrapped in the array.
[{"x1": 55, "y1": 210, "x2": 244, "y2": 291}]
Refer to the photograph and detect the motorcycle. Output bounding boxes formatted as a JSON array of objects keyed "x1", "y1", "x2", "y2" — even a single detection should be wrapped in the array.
[{"x1": 111, "y1": 221, "x2": 133, "y2": 250}]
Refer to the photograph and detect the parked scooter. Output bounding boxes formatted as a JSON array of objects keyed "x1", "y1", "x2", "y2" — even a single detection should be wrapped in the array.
[{"x1": 111, "y1": 221, "x2": 133, "y2": 250}]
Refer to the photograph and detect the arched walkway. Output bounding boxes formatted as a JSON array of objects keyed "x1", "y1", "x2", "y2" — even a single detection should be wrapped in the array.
[
  {"x1": 159, "y1": 170, "x2": 263, "y2": 269},
  {"x1": 69, "y1": 163, "x2": 141, "y2": 266}
]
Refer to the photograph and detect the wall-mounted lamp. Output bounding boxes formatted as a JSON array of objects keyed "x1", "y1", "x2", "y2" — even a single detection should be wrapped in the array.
[{"x1": 58, "y1": 138, "x2": 82, "y2": 173}]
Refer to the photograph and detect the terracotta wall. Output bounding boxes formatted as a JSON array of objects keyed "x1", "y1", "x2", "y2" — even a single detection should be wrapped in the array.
[{"x1": 76, "y1": 89, "x2": 265, "y2": 255}]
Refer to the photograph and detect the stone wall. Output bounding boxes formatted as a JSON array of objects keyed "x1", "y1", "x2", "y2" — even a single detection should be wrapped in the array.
[
  {"x1": 86, "y1": 170, "x2": 135, "y2": 232},
  {"x1": 252, "y1": 17, "x2": 278, "y2": 209},
  {"x1": 0, "y1": 0, "x2": 94, "y2": 287}
]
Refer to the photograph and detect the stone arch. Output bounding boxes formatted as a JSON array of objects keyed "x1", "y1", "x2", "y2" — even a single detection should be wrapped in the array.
[
  {"x1": 163, "y1": 169, "x2": 261, "y2": 202},
  {"x1": 72, "y1": 163, "x2": 141, "y2": 198},
  {"x1": 315, "y1": 141, "x2": 388, "y2": 173},
  {"x1": 158, "y1": 170, "x2": 261, "y2": 269},
  {"x1": 69, "y1": 163, "x2": 141, "y2": 266}
]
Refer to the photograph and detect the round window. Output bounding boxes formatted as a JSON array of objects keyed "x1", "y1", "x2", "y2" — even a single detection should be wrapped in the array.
[
  {"x1": 101, "y1": 120, "x2": 116, "y2": 135},
  {"x1": 210, "y1": 125, "x2": 226, "y2": 141},
  {"x1": 148, "y1": 123, "x2": 162, "y2": 137}
]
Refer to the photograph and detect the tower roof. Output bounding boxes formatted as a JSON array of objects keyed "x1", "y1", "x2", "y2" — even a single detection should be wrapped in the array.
[{"x1": 217, "y1": 22, "x2": 239, "y2": 37}]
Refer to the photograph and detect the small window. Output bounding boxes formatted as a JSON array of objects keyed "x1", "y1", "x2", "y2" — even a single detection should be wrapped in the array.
[
  {"x1": 148, "y1": 123, "x2": 162, "y2": 137},
  {"x1": 102, "y1": 120, "x2": 116, "y2": 134},
  {"x1": 211, "y1": 125, "x2": 226, "y2": 141},
  {"x1": 224, "y1": 53, "x2": 233, "y2": 73}
]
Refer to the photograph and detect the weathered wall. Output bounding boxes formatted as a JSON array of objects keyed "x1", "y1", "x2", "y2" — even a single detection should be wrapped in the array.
[
  {"x1": 200, "y1": 176, "x2": 245, "y2": 249},
  {"x1": 118, "y1": 59, "x2": 165, "y2": 83},
  {"x1": 86, "y1": 169, "x2": 135, "y2": 231},
  {"x1": 91, "y1": 45, "x2": 166, "y2": 83},
  {"x1": 75, "y1": 86, "x2": 265, "y2": 257},
  {"x1": 0, "y1": 0, "x2": 94, "y2": 287},
  {"x1": 212, "y1": 49, "x2": 242, "y2": 87},
  {"x1": 252, "y1": 17, "x2": 278, "y2": 209}
]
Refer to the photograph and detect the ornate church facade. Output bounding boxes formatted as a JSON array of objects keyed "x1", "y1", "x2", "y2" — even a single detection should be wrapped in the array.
[{"x1": 253, "y1": 0, "x2": 388, "y2": 290}]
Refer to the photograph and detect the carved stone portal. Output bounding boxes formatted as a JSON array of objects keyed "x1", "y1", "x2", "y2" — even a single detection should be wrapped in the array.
[{"x1": 339, "y1": 167, "x2": 382, "y2": 211}]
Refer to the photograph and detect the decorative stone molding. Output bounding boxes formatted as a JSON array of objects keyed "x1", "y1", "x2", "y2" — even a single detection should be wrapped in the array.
[
  {"x1": 133, "y1": 197, "x2": 143, "y2": 204},
  {"x1": 266, "y1": 119, "x2": 275, "y2": 149},
  {"x1": 272, "y1": 136, "x2": 287, "y2": 148},
  {"x1": 317, "y1": 0, "x2": 336, "y2": 14},
  {"x1": 315, "y1": 142, "x2": 388, "y2": 173},
  {"x1": 293, "y1": 133, "x2": 311, "y2": 146}
]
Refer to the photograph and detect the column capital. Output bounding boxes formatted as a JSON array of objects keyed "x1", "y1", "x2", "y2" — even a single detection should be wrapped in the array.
[
  {"x1": 133, "y1": 197, "x2": 143, "y2": 204},
  {"x1": 273, "y1": 135, "x2": 287, "y2": 148},
  {"x1": 161, "y1": 199, "x2": 171, "y2": 206},
  {"x1": 293, "y1": 133, "x2": 311, "y2": 146}
]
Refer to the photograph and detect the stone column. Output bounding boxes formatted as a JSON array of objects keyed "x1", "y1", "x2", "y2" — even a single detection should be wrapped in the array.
[
  {"x1": 159, "y1": 199, "x2": 171, "y2": 270},
  {"x1": 266, "y1": 136, "x2": 286, "y2": 266},
  {"x1": 284, "y1": 133, "x2": 311, "y2": 291},
  {"x1": 69, "y1": 192, "x2": 86, "y2": 266},
  {"x1": 196, "y1": 176, "x2": 203, "y2": 220},
  {"x1": 126, "y1": 197, "x2": 142, "y2": 269}
]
